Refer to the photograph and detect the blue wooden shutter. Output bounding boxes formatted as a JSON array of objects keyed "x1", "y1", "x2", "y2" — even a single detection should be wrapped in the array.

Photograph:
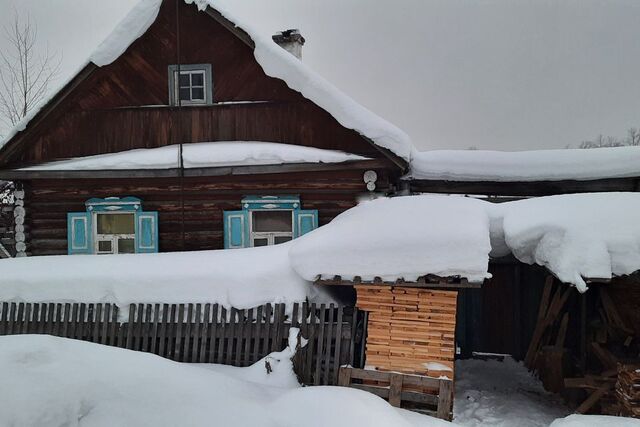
[
  {"x1": 295, "y1": 210, "x2": 318, "y2": 237},
  {"x1": 224, "y1": 210, "x2": 248, "y2": 249},
  {"x1": 135, "y1": 211, "x2": 159, "y2": 253},
  {"x1": 67, "y1": 212, "x2": 92, "y2": 255}
]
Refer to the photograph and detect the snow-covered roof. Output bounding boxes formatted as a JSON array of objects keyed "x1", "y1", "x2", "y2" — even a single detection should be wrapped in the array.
[
  {"x1": 490, "y1": 192, "x2": 640, "y2": 292},
  {"x1": 1, "y1": 193, "x2": 637, "y2": 297},
  {"x1": 408, "y1": 146, "x2": 640, "y2": 182},
  {"x1": 0, "y1": 0, "x2": 413, "y2": 163},
  {"x1": 19, "y1": 141, "x2": 368, "y2": 171},
  {"x1": 291, "y1": 192, "x2": 640, "y2": 291},
  {"x1": 290, "y1": 195, "x2": 494, "y2": 283},
  {"x1": 0, "y1": 243, "x2": 325, "y2": 311}
]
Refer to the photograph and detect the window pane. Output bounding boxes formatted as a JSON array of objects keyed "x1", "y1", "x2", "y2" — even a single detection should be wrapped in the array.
[
  {"x1": 179, "y1": 88, "x2": 191, "y2": 101},
  {"x1": 253, "y1": 238, "x2": 268, "y2": 247},
  {"x1": 179, "y1": 73, "x2": 190, "y2": 87},
  {"x1": 191, "y1": 87, "x2": 205, "y2": 100},
  {"x1": 98, "y1": 240, "x2": 112, "y2": 253},
  {"x1": 252, "y1": 211, "x2": 292, "y2": 232},
  {"x1": 118, "y1": 238, "x2": 136, "y2": 254},
  {"x1": 274, "y1": 236, "x2": 292, "y2": 245},
  {"x1": 191, "y1": 72, "x2": 204, "y2": 86},
  {"x1": 97, "y1": 214, "x2": 135, "y2": 235}
]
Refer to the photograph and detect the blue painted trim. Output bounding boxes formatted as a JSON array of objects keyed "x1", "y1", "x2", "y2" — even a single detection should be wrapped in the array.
[
  {"x1": 241, "y1": 195, "x2": 301, "y2": 211},
  {"x1": 86, "y1": 196, "x2": 142, "y2": 213},
  {"x1": 67, "y1": 212, "x2": 93, "y2": 255},
  {"x1": 135, "y1": 211, "x2": 158, "y2": 253}
]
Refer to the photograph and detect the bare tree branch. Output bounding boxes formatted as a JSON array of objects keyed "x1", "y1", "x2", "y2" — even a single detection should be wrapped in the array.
[{"x1": 0, "y1": 11, "x2": 61, "y2": 134}]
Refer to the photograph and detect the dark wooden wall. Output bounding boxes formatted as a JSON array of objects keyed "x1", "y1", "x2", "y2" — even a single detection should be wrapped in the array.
[
  {"x1": 9, "y1": 0, "x2": 381, "y2": 166},
  {"x1": 456, "y1": 261, "x2": 550, "y2": 359},
  {"x1": 23, "y1": 168, "x2": 389, "y2": 256}
]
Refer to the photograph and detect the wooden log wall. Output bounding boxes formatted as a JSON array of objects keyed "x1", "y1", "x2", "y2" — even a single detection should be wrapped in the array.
[
  {"x1": 0, "y1": 301, "x2": 362, "y2": 387},
  {"x1": 22, "y1": 168, "x2": 385, "y2": 255},
  {"x1": 355, "y1": 285, "x2": 458, "y2": 379},
  {"x1": 0, "y1": 193, "x2": 14, "y2": 258}
]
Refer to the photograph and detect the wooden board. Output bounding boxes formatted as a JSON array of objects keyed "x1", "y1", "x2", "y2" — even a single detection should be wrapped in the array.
[{"x1": 356, "y1": 285, "x2": 458, "y2": 379}]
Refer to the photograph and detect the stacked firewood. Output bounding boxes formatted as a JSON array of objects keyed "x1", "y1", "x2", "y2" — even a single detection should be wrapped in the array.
[
  {"x1": 527, "y1": 276, "x2": 639, "y2": 415},
  {"x1": 616, "y1": 365, "x2": 640, "y2": 418},
  {"x1": 355, "y1": 285, "x2": 457, "y2": 379}
]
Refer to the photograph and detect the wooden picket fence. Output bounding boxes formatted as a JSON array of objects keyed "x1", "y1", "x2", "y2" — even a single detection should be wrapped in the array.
[{"x1": 0, "y1": 301, "x2": 362, "y2": 386}]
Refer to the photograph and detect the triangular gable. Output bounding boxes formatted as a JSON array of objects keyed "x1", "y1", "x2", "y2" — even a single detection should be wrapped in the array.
[{"x1": 0, "y1": 0, "x2": 412, "y2": 170}]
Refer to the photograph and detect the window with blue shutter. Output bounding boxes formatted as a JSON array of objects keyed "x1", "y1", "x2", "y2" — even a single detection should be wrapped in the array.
[
  {"x1": 295, "y1": 210, "x2": 318, "y2": 237},
  {"x1": 67, "y1": 197, "x2": 159, "y2": 255},
  {"x1": 67, "y1": 212, "x2": 92, "y2": 255},
  {"x1": 136, "y1": 212, "x2": 158, "y2": 253},
  {"x1": 223, "y1": 196, "x2": 318, "y2": 249},
  {"x1": 223, "y1": 211, "x2": 248, "y2": 249}
]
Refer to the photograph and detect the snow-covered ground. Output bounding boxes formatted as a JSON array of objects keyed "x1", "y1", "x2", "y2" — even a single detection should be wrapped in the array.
[
  {"x1": 454, "y1": 356, "x2": 640, "y2": 426},
  {"x1": 454, "y1": 357, "x2": 569, "y2": 426},
  {"x1": 1, "y1": 335, "x2": 636, "y2": 426},
  {"x1": 0, "y1": 334, "x2": 451, "y2": 427}
]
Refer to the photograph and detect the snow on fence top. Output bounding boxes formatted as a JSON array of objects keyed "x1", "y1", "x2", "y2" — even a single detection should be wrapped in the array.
[
  {"x1": 289, "y1": 195, "x2": 494, "y2": 283},
  {"x1": 19, "y1": 141, "x2": 367, "y2": 171},
  {"x1": 0, "y1": 0, "x2": 414, "y2": 163},
  {"x1": 408, "y1": 146, "x2": 640, "y2": 182},
  {"x1": 0, "y1": 243, "x2": 321, "y2": 310}
]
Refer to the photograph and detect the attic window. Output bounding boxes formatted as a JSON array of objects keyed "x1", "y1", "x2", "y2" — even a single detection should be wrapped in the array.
[{"x1": 168, "y1": 64, "x2": 213, "y2": 106}]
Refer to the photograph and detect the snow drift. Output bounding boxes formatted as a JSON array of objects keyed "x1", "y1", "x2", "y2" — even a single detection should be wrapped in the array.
[
  {"x1": 0, "y1": 335, "x2": 452, "y2": 427},
  {"x1": 290, "y1": 195, "x2": 493, "y2": 283}
]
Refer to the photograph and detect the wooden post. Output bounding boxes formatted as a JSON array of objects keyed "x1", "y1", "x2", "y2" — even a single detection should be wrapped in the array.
[{"x1": 437, "y1": 379, "x2": 453, "y2": 420}]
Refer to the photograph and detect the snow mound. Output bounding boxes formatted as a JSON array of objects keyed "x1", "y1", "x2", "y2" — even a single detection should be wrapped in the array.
[
  {"x1": 409, "y1": 147, "x2": 640, "y2": 182},
  {"x1": 0, "y1": 243, "x2": 319, "y2": 313},
  {"x1": 0, "y1": 0, "x2": 414, "y2": 163},
  {"x1": 0, "y1": 335, "x2": 452, "y2": 427},
  {"x1": 20, "y1": 141, "x2": 367, "y2": 171},
  {"x1": 495, "y1": 193, "x2": 640, "y2": 292},
  {"x1": 549, "y1": 415, "x2": 640, "y2": 427},
  {"x1": 290, "y1": 195, "x2": 493, "y2": 283}
]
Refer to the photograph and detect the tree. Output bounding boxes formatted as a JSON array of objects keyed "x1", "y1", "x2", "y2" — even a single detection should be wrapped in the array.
[
  {"x1": 0, "y1": 12, "x2": 61, "y2": 131},
  {"x1": 579, "y1": 127, "x2": 640, "y2": 149}
]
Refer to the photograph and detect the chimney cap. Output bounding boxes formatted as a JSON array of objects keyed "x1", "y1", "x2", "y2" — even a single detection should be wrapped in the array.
[{"x1": 272, "y1": 29, "x2": 306, "y2": 46}]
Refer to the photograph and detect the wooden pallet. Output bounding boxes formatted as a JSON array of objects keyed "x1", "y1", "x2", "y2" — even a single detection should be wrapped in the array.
[{"x1": 338, "y1": 367, "x2": 453, "y2": 420}]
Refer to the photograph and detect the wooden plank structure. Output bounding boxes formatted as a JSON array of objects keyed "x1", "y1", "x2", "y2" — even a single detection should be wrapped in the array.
[
  {"x1": 0, "y1": 301, "x2": 361, "y2": 386},
  {"x1": 338, "y1": 367, "x2": 453, "y2": 420},
  {"x1": 316, "y1": 275, "x2": 466, "y2": 419}
]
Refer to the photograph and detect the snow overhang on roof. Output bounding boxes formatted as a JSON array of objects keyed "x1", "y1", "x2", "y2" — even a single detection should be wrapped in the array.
[
  {"x1": 17, "y1": 141, "x2": 369, "y2": 171},
  {"x1": 0, "y1": 0, "x2": 414, "y2": 164},
  {"x1": 407, "y1": 146, "x2": 640, "y2": 182}
]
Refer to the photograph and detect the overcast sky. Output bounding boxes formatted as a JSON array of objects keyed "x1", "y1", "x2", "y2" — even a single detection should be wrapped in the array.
[{"x1": 1, "y1": 0, "x2": 639, "y2": 151}]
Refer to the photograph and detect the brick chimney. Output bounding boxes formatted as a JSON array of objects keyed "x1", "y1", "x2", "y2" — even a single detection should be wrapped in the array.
[{"x1": 272, "y1": 29, "x2": 305, "y2": 60}]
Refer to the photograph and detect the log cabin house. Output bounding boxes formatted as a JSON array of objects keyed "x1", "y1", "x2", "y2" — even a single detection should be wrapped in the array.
[
  {"x1": 0, "y1": 0, "x2": 411, "y2": 257},
  {"x1": 0, "y1": 0, "x2": 639, "y2": 418}
]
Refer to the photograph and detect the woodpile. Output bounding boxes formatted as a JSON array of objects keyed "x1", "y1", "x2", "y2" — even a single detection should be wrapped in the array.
[
  {"x1": 355, "y1": 285, "x2": 457, "y2": 379},
  {"x1": 616, "y1": 365, "x2": 640, "y2": 418},
  {"x1": 526, "y1": 276, "x2": 640, "y2": 416}
]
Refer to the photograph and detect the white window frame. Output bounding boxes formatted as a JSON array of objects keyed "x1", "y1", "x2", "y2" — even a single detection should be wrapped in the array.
[
  {"x1": 93, "y1": 212, "x2": 136, "y2": 255},
  {"x1": 249, "y1": 209, "x2": 294, "y2": 247},
  {"x1": 168, "y1": 64, "x2": 213, "y2": 106}
]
